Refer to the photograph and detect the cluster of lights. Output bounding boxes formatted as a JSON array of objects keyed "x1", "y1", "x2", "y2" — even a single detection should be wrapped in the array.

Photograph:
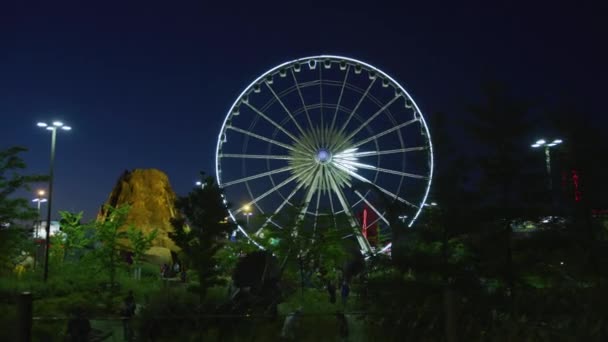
[
  {"x1": 531, "y1": 138, "x2": 562, "y2": 148},
  {"x1": 37, "y1": 121, "x2": 72, "y2": 131}
]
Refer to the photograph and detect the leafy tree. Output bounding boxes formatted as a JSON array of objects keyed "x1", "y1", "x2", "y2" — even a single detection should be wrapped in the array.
[
  {"x1": 126, "y1": 225, "x2": 158, "y2": 280},
  {"x1": 0, "y1": 146, "x2": 46, "y2": 274},
  {"x1": 169, "y1": 174, "x2": 235, "y2": 304},
  {"x1": 0, "y1": 146, "x2": 47, "y2": 226},
  {"x1": 94, "y1": 204, "x2": 130, "y2": 297},
  {"x1": 56, "y1": 211, "x2": 90, "y2": 262}
]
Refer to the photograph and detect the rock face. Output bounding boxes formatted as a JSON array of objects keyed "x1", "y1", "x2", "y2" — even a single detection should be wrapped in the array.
[{"x1": 98, "y1": 169, "x2": 178, "y2": 252}]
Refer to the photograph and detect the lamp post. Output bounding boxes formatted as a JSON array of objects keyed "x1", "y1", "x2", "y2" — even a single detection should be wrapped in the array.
[
  {"x1": 242, "y1": 205, "x2": 252, "y2": 227},
  {"x1": 37, "y1": 121, "x2": 72, "y2": 282},
  {"x1": 32, "y1": 190, "x2": 47, "y2": 215},
  {"x1": 531, "y1": 138, "x2": 562, "y2": 191},
  {"x1": 32, "y1": 190, "x2": 47, "y2": 238}
]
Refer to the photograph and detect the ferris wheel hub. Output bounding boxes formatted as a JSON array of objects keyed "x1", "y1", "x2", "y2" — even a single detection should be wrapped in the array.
[{"x1": 315, "y1": 149, "x2": 332, "y2": 164}]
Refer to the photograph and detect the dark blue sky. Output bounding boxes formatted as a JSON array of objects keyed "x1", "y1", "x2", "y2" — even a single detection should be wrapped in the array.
[{"x1": 1, "y1": 1, "x2": 605, "y2": 220}]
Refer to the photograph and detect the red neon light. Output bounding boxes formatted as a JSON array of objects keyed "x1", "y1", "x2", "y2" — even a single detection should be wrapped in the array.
[
  {"x1": 362, "y1": 208, "x2": 368, "y2": 238},
  {"x1": 571, "y1": 170, "x2": 581, "y2": 202}
]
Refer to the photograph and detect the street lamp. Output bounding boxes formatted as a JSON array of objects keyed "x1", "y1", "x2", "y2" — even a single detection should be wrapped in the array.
[
  {"x1": 32, "y1": 190, "x2": 47, "y2": 237},
  {"x1": 32, "y1": 190, "x2": 47, "y2": 215},
  {"x1": 37, "y1": 120, "x2": 72, "y2": 282},
  {"x1": 242, "y1": 204, "x2": 253, "y2": 226},
  {"x1": 531, "y1": 138, "x2": 562, "y2": 190}
]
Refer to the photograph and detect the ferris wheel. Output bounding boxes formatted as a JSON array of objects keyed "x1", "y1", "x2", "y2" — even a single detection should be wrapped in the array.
[{"x1": 215, "y1": 55, "x2": 433, "y2": 255}]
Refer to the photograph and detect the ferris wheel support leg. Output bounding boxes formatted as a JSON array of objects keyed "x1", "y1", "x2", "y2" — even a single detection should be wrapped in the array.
[
  {"x1": 296, "y1": 170, "x2": 321, "y2": 229},
  {"x1": 331, "y1": 181, "x2": 373, "y2": 255}
]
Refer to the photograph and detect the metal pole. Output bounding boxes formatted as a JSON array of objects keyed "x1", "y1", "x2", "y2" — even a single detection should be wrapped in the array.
[
  {"x1": 35, "y1": 200, "x2": 41, "y2": 239},
  {"x1": 43, "y1": 128, "x2": 57, "y2": 282},
  {"x1": 17, "y1": 292, "x2": 32, "y2": 342},
  {"x1": 544, "y1": 146, "x2": 552, "y2": 191}
]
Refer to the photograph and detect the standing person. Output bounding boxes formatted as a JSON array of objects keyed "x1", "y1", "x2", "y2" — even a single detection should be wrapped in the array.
[
  {"x1": 122, "y1": 290, "x2": 136, "y2": 341},
  {"x1": 341, "y1": 281, "x2": 350, "y2": 307},
  {"x1": 327, "y1": 280, "x2": 336, "y2": 304}
]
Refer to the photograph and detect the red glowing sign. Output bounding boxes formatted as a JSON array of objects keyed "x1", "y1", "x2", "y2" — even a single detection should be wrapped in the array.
[{"x1": 571, "y1": 169, "x2": 581, "y2": 202}]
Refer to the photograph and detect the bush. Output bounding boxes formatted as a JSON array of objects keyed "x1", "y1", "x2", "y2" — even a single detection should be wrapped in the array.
[{"x1": 136, "y1": 288, "x2": 200, "y2": 340}]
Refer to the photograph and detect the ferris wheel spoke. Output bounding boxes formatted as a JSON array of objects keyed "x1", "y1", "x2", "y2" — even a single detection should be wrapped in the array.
[
  {"x1": 312, "y1": 187, "x2": 322, "y2": 232},
  {"x1": 291, "y1": 69, "x2": 315, "y2": 131},
  {"x1": 254, "y1": 180, "x2": 307, "y2": 236},
  {"x1": 353, "y1": 190, "x2": 390, "y2": 226},
  {"x1": 243, "y1": 102, "x2": 305, "y2": 147},
  {"x1": 338, "y1": 78, "x2": 377, "y2": 138},
  {"x1": 330, "y1": 65, "x2": 350, "y2": 131},
  {"x1": 374, "y1": 184, "x2": 420, "y2": 209},
  {"x1": 327, "y1": 187, "x2": 338, "y2": 227},
  {"x1": 265, "y1": 82, "x2": 307, "y2": 136},
  {"x1": 298, "y1": 167, "x2": 322, "y2": 220},
  {"x1": 234, "y1": 172, "x2": 301, "y2": 215},
  {"x1": 221, "y1": 166, "x2": 292, "y2": 187},
  {"x1": 350, "y1": 118, "x2": 419, "y2": 149},
  {"x1": 366, "y1": 212, "x2": 384, "y2": 228},
  {"x1": 227, "y1": 126, "x2": 294, "y2": 151},
  {"x1": 351, "y1": 147, "x2": 428, "y2": 158},
  {"x1": 345, "y1": 162, "x2": 429, "y2": 180},
  {"x1": 379, "y1": 242, "x2": 392, "y2": 254},
  {"x1": 337, "y1": 96, "x2": 400, "y2": 151},
  {"x1": 220, "y1": 153, "x2": 293, "y2": 160},
  {"x1": 319, "y1": 67, "x2": 324, "y2": 129},
  {"x1": 330, "y1": 165, "x2": 419, "y2": 209}
]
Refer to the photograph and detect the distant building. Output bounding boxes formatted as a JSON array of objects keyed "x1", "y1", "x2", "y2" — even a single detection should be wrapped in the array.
[{"x1": 32, "y1": 221, "x2": 60, "y2": 240}]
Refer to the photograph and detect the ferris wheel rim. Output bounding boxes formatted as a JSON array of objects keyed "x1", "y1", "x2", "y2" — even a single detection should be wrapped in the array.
[{"x1": 215, "y1": 55, "x2": 434, "y2": 248}]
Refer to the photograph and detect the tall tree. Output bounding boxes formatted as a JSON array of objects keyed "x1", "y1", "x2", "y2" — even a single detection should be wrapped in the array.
[
  {"x1": 94, "y1": 204, "x2": 130, "y2": 299},
  {"x1": 170, "y1": 174, "x2": 235, "y2": 304},
  {"x1": 465, "y1": 80, "x2": 545, "y2": 326},
  {"x1": 0, "y1": 146, "x2": 47, "y2": 226},
  {"x1": 57, "y1": 211, "x2": 90, "y2": 262},
  {"x1": 0, "y1": 146, "x2": 46, "y2": 273}
]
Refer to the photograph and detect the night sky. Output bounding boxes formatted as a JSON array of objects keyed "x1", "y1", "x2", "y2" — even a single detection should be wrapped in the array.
[{"x1": 1, "y1": 2, "x2": 605, "y2": 221}]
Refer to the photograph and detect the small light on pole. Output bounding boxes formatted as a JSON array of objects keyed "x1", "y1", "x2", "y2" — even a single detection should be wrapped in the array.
[
  {"x1": 531, "y1": 138, "x2": 562, "y2": 191},
  {"x1": 32, "y1": 190, "x2": 47, "y2": 237},
  {"x1": 38, "y1": 120, "x2": 72, "y2": 282},
  {"x1": 32, "y1": 191, "x2": 48, "y2": 213},
  {"x1": 242, "y1": 205, "x2": 252, "y2": 226}
]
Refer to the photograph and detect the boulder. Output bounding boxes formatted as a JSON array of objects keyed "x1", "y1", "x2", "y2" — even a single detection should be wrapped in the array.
[{"x1": 98, "y1": 169, "x2": 179, "y2": 252}]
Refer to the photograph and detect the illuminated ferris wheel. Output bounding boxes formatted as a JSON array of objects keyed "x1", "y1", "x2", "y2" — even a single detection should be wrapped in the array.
[{"x1": 216, "y1": 55, "x2": 433, "y2": 255}]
